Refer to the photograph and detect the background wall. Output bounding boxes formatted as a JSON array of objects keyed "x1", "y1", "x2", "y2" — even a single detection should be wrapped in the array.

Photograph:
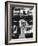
[{"x1": 0, "y1": 0, "x2": 38, "y2": 46}]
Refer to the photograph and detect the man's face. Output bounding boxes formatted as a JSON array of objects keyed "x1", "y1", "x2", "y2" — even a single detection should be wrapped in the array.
[{"x1": 19, "y1": 19, "x2": 27, "y2": 29}]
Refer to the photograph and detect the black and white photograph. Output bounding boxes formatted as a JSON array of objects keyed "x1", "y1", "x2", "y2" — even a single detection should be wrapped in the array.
[
  {"x1": 5, "y1": 1, "x2": 37, "y2": 45},
  {"x1": 12, "y1": 7, "x2": 33, "y2": 39}
]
